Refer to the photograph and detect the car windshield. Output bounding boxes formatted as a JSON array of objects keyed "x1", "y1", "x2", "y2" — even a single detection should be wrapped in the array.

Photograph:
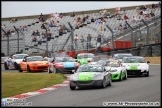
[
  {"x1": 103, "y1": 60, "x2": 117, "y2": 66},
  {"x1": 13, "y1": 55, "x2": 27, "y2": 59},
  {"x1": 115, "y1": 54, "x2": 132, "y2": 59},
  {"x1": 55, "y1": 57, "x2": 75, "y2": 62},
  {"x1": 76, "y1": 65, "x2": 104, "y2": 72},
  {"x1": 77, "y1": 54, "x2": 94, "y2": 59},
  {"x1": 107, "y1": 61, "x2": 120, "y2": 67},
  {"x1": 123, "y1": 57, "x2": 146, "y2": 63},
  {"x1": 27, "y1": 56, "x2": 44, "y2": 62},
  {"x1": 91, "y1": 57, "x2": 106, "y2": 62},
  {"x1": 51, "y1": 53, "x2": 68, "y2": 58}
]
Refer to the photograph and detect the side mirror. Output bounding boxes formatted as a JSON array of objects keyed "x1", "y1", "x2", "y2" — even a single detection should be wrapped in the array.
[
  {"x1": 87, "y1": 60, "x2": 90, "y2": 63},
  {"x1": 22, "y1": 59, "x2": 26, "y2": 62},
  {"x1": 75, "y1": 59, "x2": 78, "y2": 62},
  {"x1": 147, "y1": 61, "x2": 150, "y2": 63},
  {"x1": 72, "y1": 70, "x2": 75, "y2": 73}
]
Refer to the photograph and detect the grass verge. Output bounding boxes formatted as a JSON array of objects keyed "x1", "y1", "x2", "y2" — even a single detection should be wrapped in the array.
[{"x1": 2, "y1": 72, "x2": 67, "y2": 98}]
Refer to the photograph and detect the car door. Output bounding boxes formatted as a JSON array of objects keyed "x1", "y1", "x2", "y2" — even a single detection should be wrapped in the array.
[{"x1": 20, "y1": 58, "x2": 27, "y2": 70}]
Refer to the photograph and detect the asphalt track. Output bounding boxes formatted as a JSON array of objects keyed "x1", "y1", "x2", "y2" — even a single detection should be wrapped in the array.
[{"x1": 2, "y1": 64, "x2": 161, "y2": 107}]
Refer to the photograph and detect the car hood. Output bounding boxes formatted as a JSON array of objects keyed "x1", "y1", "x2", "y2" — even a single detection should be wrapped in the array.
[
  {"x1": 29, "y1": 61, "x2": 48, "y2": 64},
  {"x1": 73, "y1": 72, "x2": 102, "y2": 81},
  {"x1": 78, "y1": 58, "x2": 93, "y2": 62},
  {"x1": 62, "y1": 62, "x2": 75, "y2": 68}
]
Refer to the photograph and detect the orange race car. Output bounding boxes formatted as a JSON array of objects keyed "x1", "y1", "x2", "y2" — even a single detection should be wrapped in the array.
[{"x1": 18, "y1": 56, "x2": 48, "y2": 72}]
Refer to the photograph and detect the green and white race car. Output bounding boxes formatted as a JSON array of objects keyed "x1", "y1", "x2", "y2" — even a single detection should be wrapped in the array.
[
  {"x1": 69, "y1": 64, "x2": 112, "y2": 90},
  {"x1": 122, "y1": 56, "x2": 150, "y2": 77},
  {"x1": 75, "y1": 53, "x2": 94, "y2": 65},
  {"x1": 102, "y1": 60, "x2": 127, "y2": 81}
]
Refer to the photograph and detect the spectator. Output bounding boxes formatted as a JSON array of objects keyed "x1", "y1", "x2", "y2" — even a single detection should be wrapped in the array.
[
  {"x1": 100, "y1": 17, "x2": 106, "y2": 23},
  {"x1": 23, "y1": 26, "x2": 28, "y2": 31},
  {"x1": 100, "y1": 9, "x2": 104, "y2": 15},
  {"x1": 54, "y1": 12, "x2": 59, "y2": 19},
  {"x1": 131, "y1": 16, "x2": 137, "y2": 22},
  {"x1": 143, "y1": 10, "x2": 148, "y2": 16},
  {"x1": 113, "y1": 27, "x2": 118, "y2": 33},
  {"x1": 36, "y1": 30, "x2": 40, "y2": 37},
  {"x1": 56, "y1": 21, "x2": 60, "y2": 27},
  {"x1": 96, "y1": 34, "x2": 102, "y2": 48},
  {"x1": 95, "y1": 18, "x2": 101, "y2": 24},
  {"x1": 38, "y1": 36, "x2": 42, "y2": 45},
  {"x1": 41, "y1": 23, "x2": 46, "y2": 30},
  {"x1": 152, "y1": 3, "x2": 156, "y2": 9},
  {"x1": 71, "y1": 11, "x2": 76, "y2": 17},
  {"x1": 117, "y1": 14, "x2": 123, "y2": 20},
  {"x1": 123, "y1": 21, "x2": 128, "y2": 29},
  {"x1": 123, "y1": 14, "x2": 129, "y2": 20},
  {"x1": 87, "y1": 34, "x2": 92, "y2": 49},
  {"x1": 59, "y1": 13, "x2": 63, "y2": 18},
  {"x1": 150, "y1": 10, "x2": 155, "y2": 17},
  {"x1": 38, "y1": 13, "x2": 44, "y2": 22},
  {"x1": 58, "y1": 25, "x2": 64, "y2": 36},
  {"x1": 47, "y1": 30, "x2": 52, "y2": 41},
  {"x1": 157, "y1": 2, "x2": 161, "y2": 9},
  {"x1": 139, "y1": 9, "x2": 143, "y2": 15},
  {"x1": 74, "y1": 34, "x2": 79, "y2": 49},
  {"x1": 136, "y1": 16, "x2": 141, "y2": 22},
  {"x1": 122, "y1": 10, "x2": 127, "y2": 15},
  {"x1": 91, "y1": 17, "x2": 95, "y2": 22},
  {"x1": 49, "y1": 20, "x2": 56, "y2": 27},
  {"x1": 10, "y1": 30, "x2": 15, "y2": 36},
  {"x1": 80, "y1": 35, "x2": 85, "y2": 49},
  {"x1": 119, "y1": 24, "x2": 123, "y2": 31},
  {"x1": 32, "y1": 36, "x2": 37, "y2": 42},
  {"x1": 31, "y1": 31, "x2": 36, "y2": 36},
  {"x1": 142, "y1": 5, "x2": 147, "y2": 11},
  {"x1": 10, "y1": 17, "x2": 18, "y2": 23},
  {"x1": 41, "y1": 31, "x2": 46, "y2": 39},
  {"x1": 6, "y1": 30, "x2": 11, "y2": 36},
  {"x1": 100, "y1": 26, "x2": 104, "y2": 32},
  {"x1": 1, "y1": 24, "x2": 6, "y2": 29}
]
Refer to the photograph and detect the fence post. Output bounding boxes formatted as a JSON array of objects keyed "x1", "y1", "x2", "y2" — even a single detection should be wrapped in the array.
[
  {"x1": 141, "y1": 19, "x2": 149, "y2": 45},
  {"x1": 106, "y1": 25, "x2": 115, "y2": 50},
  {"x1": 14, "y1": 26, "x2": 19, "y2": 53},
  {"x1": 68, "y1": 22, "x2": 74, "y2": 51}
]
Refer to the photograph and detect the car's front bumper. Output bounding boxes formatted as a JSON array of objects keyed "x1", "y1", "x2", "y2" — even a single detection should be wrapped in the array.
[
  {"x1": 70, "y1": 80, "x2": 103, "y2": 87},
  {"x1": 111, "y1": 73, "x2": 121, "y2": 80},
  {"x1": 127, "y1": 69, "x2": 148, "y2": 75}
]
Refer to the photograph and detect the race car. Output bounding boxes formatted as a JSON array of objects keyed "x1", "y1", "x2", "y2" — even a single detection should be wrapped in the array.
[
  {"x1": 18, "y1": 56, "x2": 48, "y2": 72},
  {"x1": 112, "y1": 53, "x2": 133, "y2": 62},
  {"x1": 48, "y1": 52, "x2": 69, "y2": 59},
  {"x1": 88, "y1": 55, "x2": 110, "y2": 65},
  {"x1": 122, "y1": 56, "x2": 150, "y2": 77},
  {"x1": 4, "y1": 54, "x2": 28, "y2": 70},
  {"x1": 75, "y1": 53, "x2": 94, "y2": 65},
  {"x1": 104, "y1": 60, "x2": 127, "y2": 81},
  {"x1": 48, "y1": 57, "x2": 80, "y2": 73},
  {"x1": 69, "y1": 64, "x2": 112, "y2": 90}
]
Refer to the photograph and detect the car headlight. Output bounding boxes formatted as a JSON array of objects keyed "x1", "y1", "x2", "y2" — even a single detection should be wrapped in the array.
[
  {"x1": 110, "y1": 69, "x2": 117, "y2": 72},
  {"x1": 71, "y1": 75, "x2": 78, "y2": 80},
  {"x1": 32, "y1": 63, "x2": 37, "y2": 65}
]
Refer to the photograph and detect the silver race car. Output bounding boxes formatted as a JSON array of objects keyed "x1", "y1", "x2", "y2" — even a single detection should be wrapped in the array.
[{"x1": 69, "y1": 64, "x2": 112, "y2": 90}]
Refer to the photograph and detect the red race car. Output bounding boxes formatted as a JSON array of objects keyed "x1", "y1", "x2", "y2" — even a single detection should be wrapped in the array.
[{"x1": 48, "y1": 57, "x2": 80, "y2": 74}]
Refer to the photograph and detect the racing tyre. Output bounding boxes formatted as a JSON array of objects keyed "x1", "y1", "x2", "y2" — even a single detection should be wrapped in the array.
[
  {"x1": 144, "y1": 71, "x2": 149, "y2": 77},
  {"x1": 27, "y1": 65, "x2": 31, "y2": 72},
  {"x1": 14, "y1": 62, "x2": 18, "y2": 70},
  {"x1": 108, "y1": 78, "x2": 112, "y2": 86},
  {"x1": 124, "y1": 72, "x2": 127, "y2": 80},
  {"x1": 18, "y1": 64, "x2": 23, "y2": 72},
  {"x1": 70, "y1": 85, "x2": 76, "y2": 90},
  {"x1": 48, "y1": 66, "x2": 52, "y2": 73},
  {"x1": 53, "y1": 67, "x2": 57, "y2": 73},
  {"x1": 4, "y1": 62, "x2": 9, "y2": 70},
  {"x1": 101, "y1": 77, "x2": 107, "y2": 88},
  {"x1": 119, "y1": 72, "x2": 123, "y2": 81}
]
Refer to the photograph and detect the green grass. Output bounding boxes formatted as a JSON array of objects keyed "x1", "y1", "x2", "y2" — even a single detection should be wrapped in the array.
[{"x1": 2, "y1": 72, "x2": 67, "y2": 98}]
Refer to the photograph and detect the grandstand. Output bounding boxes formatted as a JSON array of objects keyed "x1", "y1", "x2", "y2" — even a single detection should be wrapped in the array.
[{"x1": 1, "y1": 3, "x2": 161, "y2": 57}]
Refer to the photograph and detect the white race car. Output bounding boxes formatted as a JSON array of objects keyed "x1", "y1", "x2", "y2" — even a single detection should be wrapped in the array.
[
  {"x1": 122, "y1": 56, "x2": 150, "y2": 77},
  {"x1": 4, "y1": 54, "x2": 28, "y2": 70}
]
